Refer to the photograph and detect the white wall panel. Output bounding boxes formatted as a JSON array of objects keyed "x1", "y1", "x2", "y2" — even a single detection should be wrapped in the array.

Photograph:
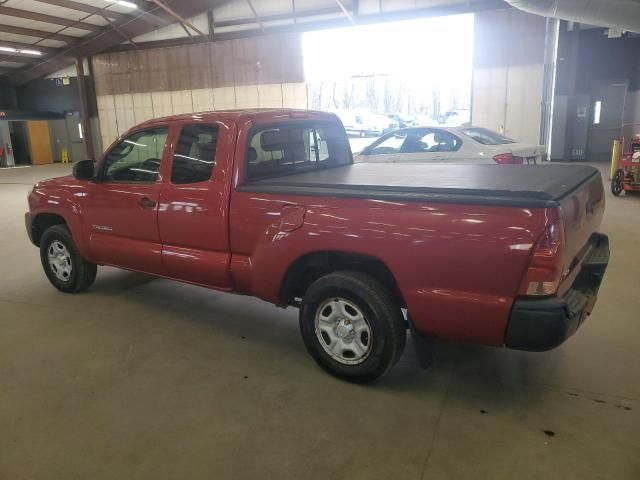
[
  {"x1": 235, "y1": 85, "x2": 260, "y2": 108},
  {"x1": 212, "y1": 87, "x2": 237, "y2": 110},
  {"x1": 472, "y1": 64, "x2": 543, "y2": 144},
  {"x1": 151, "y1": 91, "x2": 173, "y2": 118},
  {"x1": 170, "y1": 90, "x2": 194, "y2": 115},
  {"x1": 132, "y1": 93, "x2": 154, "y2": 124},
  {"x1": 97, "y1": 83, "x2": 309, "y2": 142},
  {"x1": 550, "y1": 94, "x2": 568, "y2": 160},
  {"x1": 282, "y1": 83, "x2": 308, "y2": 109},
  {"x1": 258, "y1": 84, "x2": 283, "y2": 108},
  {"x1": 113, "y1": 93, "x2": 135, "y2": 135},
  {"x1": 192, "y1": 88, "x2": 215, "y2": 112},
  {"x1": 472, "y1": 67, "x2": 507, "y2": 133}
]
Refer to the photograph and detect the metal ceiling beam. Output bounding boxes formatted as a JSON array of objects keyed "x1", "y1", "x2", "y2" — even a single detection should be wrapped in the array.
[
  {"x1": 211, "y1": 5, "x2": 352, "y2": 28},
  {"x1": 0, "y1": 54, "x2": 28, "y2": 64},
  {"x1": 101, "y1": 14, "x2": 139, "y2": 49},
  {"x1": 209, "y1": 0, "x2": 509, "y2": 41},
  {"x1": 30, "y1": 0, "x2": 130, "y2": 22},
  {"x1": 0, "y1": 6, "x2": 103, "y2": 32},
  {"x1": 0, "y1": 24, "x2": 77, "y2": 43},
  {"x1": 0, "y1": 40, "x2": 57, "y2": 55},
  {"x1": 9, "y1": 0, "x2": 229, "y2": 84},
  {"x1": 207, "y1": 10, "x2": 215, "y2": 40},
  {"x1": 147, "y1": 0, "x2": 207, "y2": 37},
  {"x1": 334, "y1": 0, "x2": 355, "y2": 23},
  {"x1": 245, "y1": 0, "x2": 265, "y2": 30},
  {"x1": 104, "y1": 0, "x2": 506, "y2": 52}
]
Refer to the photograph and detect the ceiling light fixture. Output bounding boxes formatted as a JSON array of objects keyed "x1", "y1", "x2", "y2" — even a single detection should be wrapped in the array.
[
  {"x1": 115, "y1": 0, "x2": 137, "y2": 8},
  {"x1": 0, "y1": 46, "x2": 17, "y2": 53},
  {"x1": 19, "y1": 49, "x2": 42, "y2": 56}
]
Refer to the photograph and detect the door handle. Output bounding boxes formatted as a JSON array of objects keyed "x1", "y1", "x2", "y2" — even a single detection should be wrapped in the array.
[{"x1": 137, "y1": 197, "x2": 156, "y2": 208}]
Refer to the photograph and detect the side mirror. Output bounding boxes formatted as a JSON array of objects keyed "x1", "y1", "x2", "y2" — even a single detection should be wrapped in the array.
[{"x1": 73, "y1": 159, "x2": 95, "y2": 180}]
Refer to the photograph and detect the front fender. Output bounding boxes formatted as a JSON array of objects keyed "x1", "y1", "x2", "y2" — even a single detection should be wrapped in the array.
[{"x1": 28, "y1": 185, "x2": 93, "y2": 261}]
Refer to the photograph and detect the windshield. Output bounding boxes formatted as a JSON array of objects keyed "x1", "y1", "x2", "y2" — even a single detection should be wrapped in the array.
[{"x1": 461, "y1": 127, "x2": 515, "y2": 145}]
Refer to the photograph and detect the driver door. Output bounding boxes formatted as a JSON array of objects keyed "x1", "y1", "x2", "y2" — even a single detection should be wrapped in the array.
[{"x1": 81, "y1": 127, "x2": 170, "y2": 275}]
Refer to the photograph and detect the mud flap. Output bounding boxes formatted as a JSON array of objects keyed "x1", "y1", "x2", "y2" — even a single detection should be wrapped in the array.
[{"x1": 408, "y1": 314, "x2": 434, "y2": 369}]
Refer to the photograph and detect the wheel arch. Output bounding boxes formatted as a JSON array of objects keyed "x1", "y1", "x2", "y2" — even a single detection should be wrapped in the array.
[
  {"x1": 280, "y1": 250, "x2": 404, "y2": 308},
  {"x1": 30, "y1": 212, "x2": 68, "y2": 247}
]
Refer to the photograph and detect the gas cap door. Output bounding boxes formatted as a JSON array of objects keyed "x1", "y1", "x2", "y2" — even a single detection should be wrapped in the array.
[{"x1": 280, "y1": 204, "x2": 306, "y2": 232}]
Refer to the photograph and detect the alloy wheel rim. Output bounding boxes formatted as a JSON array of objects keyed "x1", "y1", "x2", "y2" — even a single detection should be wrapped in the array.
[
  {"x1": 314, "y1": 297, "x2": 372, "y2": 365},
  {"x1": 47, "y1": 240, "x2": 73, "y2": 282}
]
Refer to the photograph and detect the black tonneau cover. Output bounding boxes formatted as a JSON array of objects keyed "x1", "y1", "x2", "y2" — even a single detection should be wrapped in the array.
[{"x1": 239, "y1": 164, "x2": 600, "y2": 208}]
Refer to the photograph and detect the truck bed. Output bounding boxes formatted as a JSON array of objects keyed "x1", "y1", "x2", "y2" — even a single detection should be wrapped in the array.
[{"x1": 240, "y1": 163, "x2": 601, "y2": 208}]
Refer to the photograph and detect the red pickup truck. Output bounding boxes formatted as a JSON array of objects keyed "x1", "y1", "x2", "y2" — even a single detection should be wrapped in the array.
[{"x1": 26, "y1": 109, "x2": 609, "y2": 382}]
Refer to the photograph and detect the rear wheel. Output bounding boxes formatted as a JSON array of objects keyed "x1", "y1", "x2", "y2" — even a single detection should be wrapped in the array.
[
  {"x1": 611, "y1": 168, "x2": 625, "y2": 196},
  {"x1": 40, "y1": 225, "x2": 97, "y2": 293},
  {"x1": 299, "y1": 271, "x2": 406, "y2": 382}
]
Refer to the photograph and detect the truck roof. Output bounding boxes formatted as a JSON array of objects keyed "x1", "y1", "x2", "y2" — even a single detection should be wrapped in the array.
[{"x1": 136, "y1": 109, "x2": 338, "y2": 129}]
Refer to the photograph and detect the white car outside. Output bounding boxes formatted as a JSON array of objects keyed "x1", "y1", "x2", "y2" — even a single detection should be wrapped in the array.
[
  {"x1": 355, "y1": 126, "x2": 546, "y2": 165},
  {"x1": 336, "y1": 112, "x2": 399, "y2": 137}
]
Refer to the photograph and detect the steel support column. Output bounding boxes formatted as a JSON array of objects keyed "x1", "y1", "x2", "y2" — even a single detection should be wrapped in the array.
[{"x1": 75, "y1": 57, "x2": 95, "y2": 161}]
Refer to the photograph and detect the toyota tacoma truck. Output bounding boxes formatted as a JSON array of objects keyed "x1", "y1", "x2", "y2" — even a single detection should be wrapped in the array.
[{"x1": 25, "y1": 109, "x2": 609, "y2": 382}]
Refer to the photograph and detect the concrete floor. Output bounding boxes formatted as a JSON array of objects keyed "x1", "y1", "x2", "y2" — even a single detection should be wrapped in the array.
[{"x1": 1, "y1": 163, "x2": 639, "y2": 480}]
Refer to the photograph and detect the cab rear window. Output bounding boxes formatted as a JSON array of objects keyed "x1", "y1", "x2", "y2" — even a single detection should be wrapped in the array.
[{"x1": 246, "y1": 122, "x2": 351, "y2": 181}]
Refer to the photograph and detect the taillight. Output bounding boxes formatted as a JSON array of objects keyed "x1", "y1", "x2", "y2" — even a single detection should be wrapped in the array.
[
  {"x1": 518, "y1": 217, "x2": 565, "y2": 297},
  {"x1": 493, "y1": 153, "x2": 523, "y2": 164}
]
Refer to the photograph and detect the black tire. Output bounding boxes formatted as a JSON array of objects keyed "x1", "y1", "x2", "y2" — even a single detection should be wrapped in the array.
[
  {"x1": 40, "y1": 224, "x2": 97, "y2": 293},
  {"x1": 299, "y1": 271, "x2": 406, "y2": 382},
  {"x1": 611, "y1": 169, "x2": 625, "y2": 196}
]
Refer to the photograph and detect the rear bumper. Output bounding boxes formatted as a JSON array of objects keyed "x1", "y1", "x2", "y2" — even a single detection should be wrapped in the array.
[{"x1": 505, "y1": 233, "x2": 609, "y2": 352}]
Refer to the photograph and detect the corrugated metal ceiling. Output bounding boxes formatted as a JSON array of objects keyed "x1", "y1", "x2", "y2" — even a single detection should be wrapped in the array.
[{"x1": 0, "y1": 0, "x2": 506, "y2": 83}]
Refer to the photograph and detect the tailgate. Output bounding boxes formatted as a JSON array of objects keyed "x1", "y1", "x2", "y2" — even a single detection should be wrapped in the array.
[{"x1": 558, "y1": 171, "x2": 606, "y2": 292}]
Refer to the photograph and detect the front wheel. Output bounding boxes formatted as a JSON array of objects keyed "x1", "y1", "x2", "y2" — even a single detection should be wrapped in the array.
[
  {"x1": 611, "y1": 169, "x2": 625, "y2": 196},
  {"x1": 40, "y1": 224, "x2": 97, "y2": 293},
  {"x1": 299, "y1": 271, "x2": 406, "y2": 382}
]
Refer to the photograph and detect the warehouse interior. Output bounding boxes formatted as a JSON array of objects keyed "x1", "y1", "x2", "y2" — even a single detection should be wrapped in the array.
[{"x1": 1, "y1": 0, "x2": 639, "y2": 478}]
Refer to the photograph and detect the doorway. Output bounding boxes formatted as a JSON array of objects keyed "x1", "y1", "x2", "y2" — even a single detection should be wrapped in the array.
[
  {"x1": 65, "y1": 111, "x2": 86, "y2": 162},
  {"x1": 9, "y1": 122, "x2": 31, "y2": 165},
  {"x1": 587, "y1": 79, "x2": 627, "y2": 162}
]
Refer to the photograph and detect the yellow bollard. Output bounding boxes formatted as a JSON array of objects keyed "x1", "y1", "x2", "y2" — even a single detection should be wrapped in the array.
[
  {"x1": 61, "y1": 148, "x2": 69, "y2": 164},
  {"x1": 610, "y1": 139, "x2": 621, "y2": 180}
]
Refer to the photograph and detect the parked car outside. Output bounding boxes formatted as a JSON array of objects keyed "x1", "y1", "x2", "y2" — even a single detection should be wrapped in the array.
[
  {"x1": 385, "y1": 113, "x2": 413, "y2": 129},
  {"x1": 440, "y1": 109, "x2": 471, "y2": 126},
  {"x1": 337, "y1": 111, "x2": 398, "y2": 137},
  {"x1": 355, "y1": 126, "x2": 546, "y2": 165},
  {"x1": 413, "y1": 114, "x2": 441, "y2": 126}
]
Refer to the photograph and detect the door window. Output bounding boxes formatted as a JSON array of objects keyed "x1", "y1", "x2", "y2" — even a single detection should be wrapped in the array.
[
  {"x1": 101, "y1": 128, "x2": 168, "y2": 183},
  {"x1": 172, "y1": 124, "x2": 219, "y2": 184},
  {"x1": 409, "y1": 130, "x2": 461, "y2": 153},
  {"x1": 369, "y1": 132, "x2": 409, "y2": 155}
]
